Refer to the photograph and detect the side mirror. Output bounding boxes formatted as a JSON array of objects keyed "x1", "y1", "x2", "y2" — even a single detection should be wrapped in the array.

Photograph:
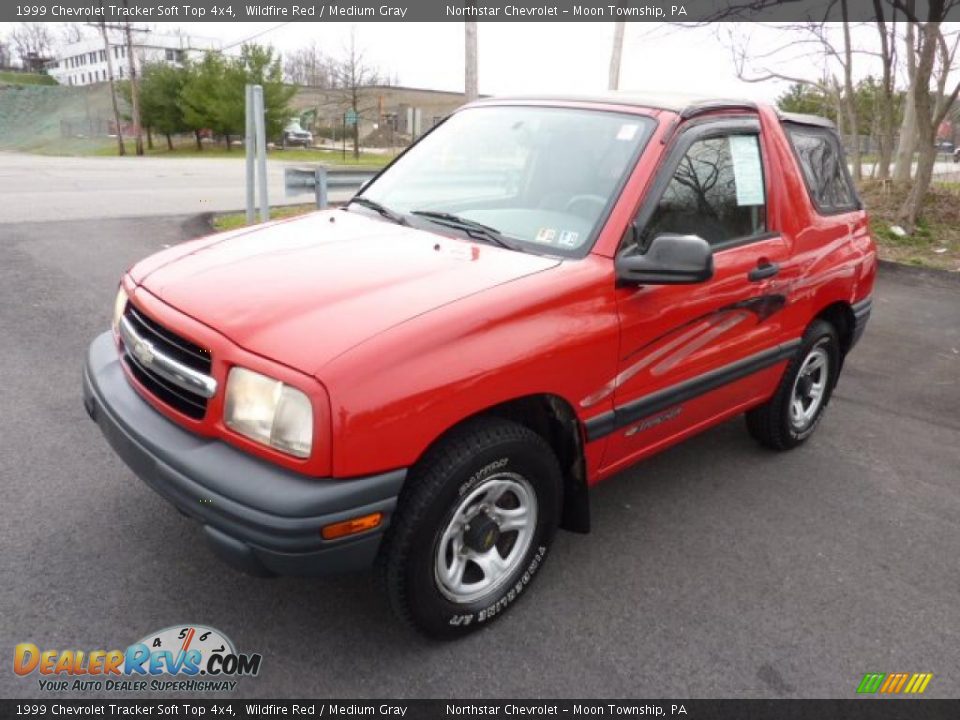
[{"x1": 615, "y1": 233, "x2": 714, "y2": 285}]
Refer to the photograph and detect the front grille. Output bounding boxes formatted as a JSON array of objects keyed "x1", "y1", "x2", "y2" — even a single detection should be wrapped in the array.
[{"x1": 121, "y1": 304, "x2": 212, "y2": 419}]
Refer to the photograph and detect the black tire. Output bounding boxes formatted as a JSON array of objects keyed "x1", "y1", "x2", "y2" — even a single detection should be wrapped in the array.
[
  {"x1": 746, "y1": 320, "x2": 840, "y2": 451},
  {"x1": 380, "y1": 417, "x2": 562, "y2": 639}
]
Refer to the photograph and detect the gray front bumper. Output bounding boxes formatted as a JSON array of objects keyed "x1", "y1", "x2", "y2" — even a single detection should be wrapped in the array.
[{"x1": 83, "y1": 331, "x2": 406, "y2": 577}]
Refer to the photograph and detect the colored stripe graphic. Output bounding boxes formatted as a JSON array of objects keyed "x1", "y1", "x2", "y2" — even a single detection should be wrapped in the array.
[
  {"x1": 858, "y1": 672, "x2": 932, "y2": 694},
  {"x1": 908, "y1": 674, "x2": 933, "y2": 694},
  {"x1": 857, "y1": 673, "x2": 885, "y2": 693}
]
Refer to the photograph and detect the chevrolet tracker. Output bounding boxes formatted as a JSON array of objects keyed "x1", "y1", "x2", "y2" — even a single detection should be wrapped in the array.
[{"x1": 84, "y1": 93, "x2": 875, "y2": 638}]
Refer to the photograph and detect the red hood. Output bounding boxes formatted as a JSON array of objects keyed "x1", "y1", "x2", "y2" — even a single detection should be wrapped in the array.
[{"x1": 136, "y1": 210, "x2": 561, "y2": 374}]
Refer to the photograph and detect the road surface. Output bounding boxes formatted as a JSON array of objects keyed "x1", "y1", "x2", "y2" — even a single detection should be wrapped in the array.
[
  {"x1": 0, "y1": 152, "x2": 354, "y2": 224},
  {"x1": 0, "y1": 213, "x2": 957, "y2": 699}
]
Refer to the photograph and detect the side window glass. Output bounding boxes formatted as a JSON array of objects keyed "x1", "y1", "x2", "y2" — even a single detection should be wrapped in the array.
[
  {"x1": 640, "y1": 134, "x2": 766, "y2": 249},
  {"x1": 787, "y1": 126, "x2": 857, "y2": 212}
]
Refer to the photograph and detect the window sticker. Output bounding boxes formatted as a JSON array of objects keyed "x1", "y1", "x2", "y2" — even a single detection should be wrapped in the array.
[
  {"x1": 617, "y1": 124, "x2": 639, "y2": 141},
  {"x1": 534, "y1": 227, "x2": 557, "y2": 244},
  {"x1": 558, "y1": 230, "x2": 580, "y2": 247},
  {"x1": 728, "y1": 135, "x2": 764, "y2": 206}
]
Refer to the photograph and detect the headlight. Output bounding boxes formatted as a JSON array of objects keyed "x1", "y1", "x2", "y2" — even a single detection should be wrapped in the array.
[
  {"x1": 224, "y1": 367, "x2": 313, "y2": 458},
  {"x1": 112, "y1": 286, "x2": 128, "y2": 332}
]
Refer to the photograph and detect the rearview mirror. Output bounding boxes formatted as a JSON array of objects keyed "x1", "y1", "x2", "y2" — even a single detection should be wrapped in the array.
[{"x1": 616, "y1": 233, "x2": 714, "y2": 285}]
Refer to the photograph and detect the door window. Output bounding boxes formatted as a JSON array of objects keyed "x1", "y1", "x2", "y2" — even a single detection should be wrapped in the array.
[{"x1": 640, "y1": 133, "x2": 767, "y2": 249}]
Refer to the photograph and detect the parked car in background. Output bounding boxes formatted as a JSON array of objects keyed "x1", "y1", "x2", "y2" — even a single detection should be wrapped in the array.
[
  {"x1": 282, "y1": 121, "x2": 313, "y2": 148},
  {"x1": 935, "y1": 140, "x2": 955, "y2": 155},
  {"x1": 84, "y1": 93, "x2": 875, "y2": 638}
]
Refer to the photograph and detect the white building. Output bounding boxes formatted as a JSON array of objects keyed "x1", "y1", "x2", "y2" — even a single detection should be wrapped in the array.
[{"x1": 47, "y1": 32, "x2": 220, "y2": 87}]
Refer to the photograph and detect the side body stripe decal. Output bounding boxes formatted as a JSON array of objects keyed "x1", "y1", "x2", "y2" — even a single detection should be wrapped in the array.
[{"x1": 585, "y1": 339, "x2": 802, "y2": 442}]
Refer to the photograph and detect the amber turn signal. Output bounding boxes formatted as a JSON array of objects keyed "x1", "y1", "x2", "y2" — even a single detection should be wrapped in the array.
[{"x1": 321, "y1": 512, "x2": 384, "y2": 540}]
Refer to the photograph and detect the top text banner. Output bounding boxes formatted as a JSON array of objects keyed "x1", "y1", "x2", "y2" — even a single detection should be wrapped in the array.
[{"x1": 6, "y1": 0, "x2": 958, "y2": 23}]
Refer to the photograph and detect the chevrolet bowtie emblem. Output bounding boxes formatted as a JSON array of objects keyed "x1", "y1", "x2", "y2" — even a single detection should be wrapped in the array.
[{"x1": 132, "y1": 338, "x2": 155, "y2": 367}]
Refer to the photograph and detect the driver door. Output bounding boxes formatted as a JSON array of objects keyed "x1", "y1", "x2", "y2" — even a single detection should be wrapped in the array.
[{"x1": 598, "y1": 117, "x2": 797, "y2": 476}]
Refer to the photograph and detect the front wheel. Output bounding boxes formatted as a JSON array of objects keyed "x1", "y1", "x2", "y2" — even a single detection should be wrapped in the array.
[
  {"x1": 380, "y1": 417, "x2": 562, "y2": 639},
  {"x1": 746, "y1": 320, "x2": 840, "y2": 450}
]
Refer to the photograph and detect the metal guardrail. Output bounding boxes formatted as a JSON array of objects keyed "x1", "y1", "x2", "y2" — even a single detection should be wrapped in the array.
[{"x1": 284, "y1": 166, "x2": 379, "y2": 209}]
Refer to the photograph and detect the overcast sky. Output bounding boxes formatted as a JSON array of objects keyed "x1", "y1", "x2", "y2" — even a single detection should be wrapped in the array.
[{"x1": 3, "y1": 21, "x2": 958, "y2": 102}]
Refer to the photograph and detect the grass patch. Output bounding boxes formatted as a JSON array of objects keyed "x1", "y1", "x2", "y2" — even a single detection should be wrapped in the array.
[
  {"x1": 860, "y1": 180, "x2": 960, "y2": 271},
  {"x1": 92, "y1": 140, "x2": 394, "y2": 166},
  {"x1": 212, "y1": 204, "x2": 318, "y2": 232},
  {"x1": 0, "y1": 71, "x2": 57, "y2": 86}
]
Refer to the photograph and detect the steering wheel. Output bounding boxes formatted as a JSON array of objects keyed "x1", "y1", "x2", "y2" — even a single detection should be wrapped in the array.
[{"x1": 564, "y1": 194, "x2": 608, "y2": 218}]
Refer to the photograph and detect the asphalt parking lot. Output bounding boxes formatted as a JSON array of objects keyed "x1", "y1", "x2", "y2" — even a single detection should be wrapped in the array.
[{"x1": 1, "y1": 214, "x2": 958, "y2": 699}]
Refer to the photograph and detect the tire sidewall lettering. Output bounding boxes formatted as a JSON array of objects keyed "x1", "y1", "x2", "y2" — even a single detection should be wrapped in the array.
[
  {"x1": 447, "y1": 544, "x2": 548, "y2": 626},
  {"x1": 458, "y1": 457, "x2": 509, "y2": 497}
]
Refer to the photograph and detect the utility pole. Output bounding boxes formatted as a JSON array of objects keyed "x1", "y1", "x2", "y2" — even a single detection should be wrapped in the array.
[
  {"x1": 96, "y1": 18, "x2": 125, "y2": 156},
  {"x1": 465, "y1": 20, "x2": 478, "y2": 102},
  {"x1": 608, "y1": 21, "x2": 625, "y2": 91},
  {"x1": 122, "y1": 8, "x2": 143, "y2": 155}
]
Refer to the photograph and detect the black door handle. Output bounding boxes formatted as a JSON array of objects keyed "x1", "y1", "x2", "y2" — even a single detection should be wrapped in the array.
[{"x1": 748, "y1": 262, "x2": 780, "y2": 282}]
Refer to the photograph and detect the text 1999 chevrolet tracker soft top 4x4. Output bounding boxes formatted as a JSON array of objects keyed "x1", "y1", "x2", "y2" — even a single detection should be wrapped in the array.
[{"x1": 84, "y1": 93, "x2": 875, "y2": 638}]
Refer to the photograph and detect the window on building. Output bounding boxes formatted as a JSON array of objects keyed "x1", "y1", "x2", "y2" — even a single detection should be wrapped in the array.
[{"x1": 641, "y1": 133, "x2": 767, "y2": 249}]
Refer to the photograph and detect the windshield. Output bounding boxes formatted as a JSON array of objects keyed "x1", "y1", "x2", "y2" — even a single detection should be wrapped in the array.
[{"x1": 358, "y1": 105, "x2": 655, "y2": 256}]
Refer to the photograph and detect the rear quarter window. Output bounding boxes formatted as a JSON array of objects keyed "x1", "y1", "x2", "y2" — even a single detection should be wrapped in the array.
[{"x1": 784, "y1": 123, "x2": 860, "y2": 214}]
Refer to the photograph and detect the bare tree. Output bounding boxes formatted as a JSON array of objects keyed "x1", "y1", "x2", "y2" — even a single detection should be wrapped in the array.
[
  {"x1": 871, "y1": 0, "x2": 899, "y2": 180},
  {"x1": 331, "y1": 29, "x2": 381, "y2": 159},
  {"x1": 59, "y1": 23, "x2": 88, "y2": 44},
  {"x1": 10, "y1": 23, "x2": 54, "y2": 70},
  {"x1": 838, "y1": 1, "x2": 862, "y2": 180},
  {"x1": 0, "y1": 38, "x2": 12, "y2": 68},
  {"x1": 892, "y1": 14, "x2": 918, "y2": 184},
  {"x1": 98, "y1": 20, "x2": 126, "y2": 156},
  {"x1": 465, "y1": 21, "x2": 478, "y2": 102},
  {"x1": 894, "y1": 0, "x2": 960, "y2": 228},
  {"x1": 284, "y1": 41, "x2": 334, "y2": 87},
  {"x1": 608, "y1": 21, "x2": 626, "y2": 90},
  {"x1": 123, "y1": 15, "x2": 144, "y2": 156},
  {"x1": 728, "y1": 21, "x2": 864, "y2": 179}
]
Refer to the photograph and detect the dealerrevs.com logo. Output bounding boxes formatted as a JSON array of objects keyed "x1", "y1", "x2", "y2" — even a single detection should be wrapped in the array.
[{"x1": 14, "y1": 624, "x2": 262, "y2": 693}]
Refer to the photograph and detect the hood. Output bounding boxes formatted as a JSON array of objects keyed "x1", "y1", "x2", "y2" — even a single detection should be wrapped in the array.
[{"x1": 137, "y1": 210, "x2": 561, "y2": 374}]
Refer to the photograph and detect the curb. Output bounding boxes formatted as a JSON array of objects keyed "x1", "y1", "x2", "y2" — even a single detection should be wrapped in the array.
[
  {"x1": 185, "y1": 212, "x2": 216, "y2": 237},
  {"x1": 878, "y1": 259, "x2": 960, "y2": 286}
]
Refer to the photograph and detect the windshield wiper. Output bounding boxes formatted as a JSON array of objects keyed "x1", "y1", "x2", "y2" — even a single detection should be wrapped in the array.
[
  {"x1": 349, "y1": 196, "x2": 408, "y2": 226},
  {"x1": 410, "y1": 210, "x2": 521, "y2": 251}
]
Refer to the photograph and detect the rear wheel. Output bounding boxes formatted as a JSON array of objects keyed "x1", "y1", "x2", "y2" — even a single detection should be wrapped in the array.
[
  {"x1": 746, "y1": 320, "x2": 840, "y2": 450},
  {"x1": 380, "y1": 417, "x2": 562, "y2": 639}
]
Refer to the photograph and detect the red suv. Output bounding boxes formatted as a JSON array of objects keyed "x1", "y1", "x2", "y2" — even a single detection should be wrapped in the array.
[{"x1": 84, "y1": 94, "x2": 875, "y2": 638}]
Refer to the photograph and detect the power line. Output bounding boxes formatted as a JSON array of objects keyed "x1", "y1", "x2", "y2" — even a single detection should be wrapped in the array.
[{"x1": 221, "y1": 22, "x2": 292, "y2": 51}]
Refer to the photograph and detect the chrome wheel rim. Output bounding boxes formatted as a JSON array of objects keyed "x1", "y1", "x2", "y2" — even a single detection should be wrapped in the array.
[
  {"x1": 790, "y1": 345, "x2": 829, "y2": 430},
  {"x1": 434, "y1": 472, "x2": 537, "y2": 604}
]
